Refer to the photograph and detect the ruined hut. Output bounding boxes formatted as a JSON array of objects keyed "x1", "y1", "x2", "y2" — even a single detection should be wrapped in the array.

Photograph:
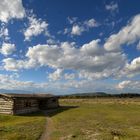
[{"x1": 0, "y1": 93, "x2": 59, "y2": 115}]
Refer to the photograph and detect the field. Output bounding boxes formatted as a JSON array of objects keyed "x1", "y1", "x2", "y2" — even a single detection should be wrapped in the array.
[
  {"x1": 0, "y1": 98, "x2": 140, "y2": 140},
  {"x1": 0, "y1": 112, "x2": 46, "y2": 140},
  {"x1": 49, "y1": 98, "x2": 140, "y2": 140}
]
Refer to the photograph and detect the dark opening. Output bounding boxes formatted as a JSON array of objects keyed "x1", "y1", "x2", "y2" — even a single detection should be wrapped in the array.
[
  {"x1": 39, "y1": 100, "x2": 47, "y2": 110},
  {"x1": 52, "y1": 99, "x2": 56, "y2": 102},
  {"x1": 24, "y1": 101, "x2": 31, "y2": 107}
]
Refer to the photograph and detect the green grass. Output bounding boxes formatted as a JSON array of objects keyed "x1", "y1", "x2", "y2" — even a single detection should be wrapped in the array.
[
  {"x1": 0, "y1": 112, "x2": 46, "y2": 140},
  {"x1": 0, "y1": 98, "x2": 140, "y2": 140},
  {"x1": 50, "y1": 98, "x2": 140, "y2": 140}
]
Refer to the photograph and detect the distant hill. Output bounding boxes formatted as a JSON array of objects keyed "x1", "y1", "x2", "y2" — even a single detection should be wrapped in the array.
[
  {"x1": 60, "y1": 92, "x2": 140, "y2": 98},
  {"x1": 0, "y1": 89, "x2": 33, "y2": 94},
  {"x1": 70, "y1": 92, "x2": 107, "y2": 96},
  {"x1": 60, "y1": 92, "x2": 107, "y2": 98}
]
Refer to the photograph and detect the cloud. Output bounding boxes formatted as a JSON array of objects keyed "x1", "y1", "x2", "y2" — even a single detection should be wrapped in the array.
[
  {"x1": 81, "y1": 39, "x2": 103, "y2": 55},
  {"x1": 0, "y1": 24, "x2": 9, "y2": 40},
  {"x1": 117, "y1": 80, "x2": 131, "y2": 89},
  {"x1": 24, "y1": 15, "x2": 49, "y2": 41},
  {"x1": 105, "y1": 2, "x2": 118, "y2": 13},
  {"x1": 120, "y1": 57, "x2": 140, "y2": 77},
  {"x1": 64, "y1": 73, "x2": 76, "y2": 80},
  {"x1": 48, "y1": 69, "x2": 63, "y2": 81},
  {"x1": 63, "y1": 18, "x2": 99, "y2": 36},
  {"x1": 2, "y1": 40, "x2": 126, "y2": 80},
  {"x1": 137, "y1": 41, "x2": 140, "y2": 50},
  {"x1": 0, "y1": 0, "x2": 25, "y2": 23},
  {"x1": 0, "y1": 74, "x2": 48, "y2": 91},
  {"x1": 84, "y1": 18, "x2": 99, "y2": 28},
  {"x1": 2, "y1": 14, "x2": 140, "y2": 82},
  {"x1": 71, "y1": 25, "x2": 85, "y2": 36},
  {"x1": 67, "y1": 17, "x2": 78, "y2": 24},
  {"x1": 48, "y1": 69, "x2": 76, "y2": 81},
  {"x1": 0, "y1": 73, "x2": 116, "y2": 94},
  {"x1": 0, "y1": 43, "x2": 16, "y2": 56},
  {"x1": 117, "y1": 80, "x2": 140, "y2": 92},
  {"x1": 104, "y1": 14, "x2": 140, "y2": 51},
  {"x1": 2, "y1": 57, "x2": 38, "y2": 71}
]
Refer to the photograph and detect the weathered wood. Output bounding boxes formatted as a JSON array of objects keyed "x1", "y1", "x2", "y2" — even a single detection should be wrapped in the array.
[
  {"x1": 0, "y1": 93, "x2": 59, "y2": 115},
  {"x1": 0, "y1": 96, "x2": 14, "y2": 114}
]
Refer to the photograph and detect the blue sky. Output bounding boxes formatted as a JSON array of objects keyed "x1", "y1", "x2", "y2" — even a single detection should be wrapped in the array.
[{"x1": 0, "y1": 0, "x2": 140, "y2": 94}]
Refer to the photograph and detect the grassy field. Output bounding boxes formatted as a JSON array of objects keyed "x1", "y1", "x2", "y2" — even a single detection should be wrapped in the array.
[
  {"x1": 0, "y1": 98, "x2": 140, "y2": 140},
  {"x1": 49, "y1": 98, "x2": 140, "y2": 140},
  {"x1": 0, "y1": 112, "x2": 46, "y2": 140}
]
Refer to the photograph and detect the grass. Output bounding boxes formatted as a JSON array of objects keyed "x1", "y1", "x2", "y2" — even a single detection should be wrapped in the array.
[
  {"x1": 0, "y1": 98, "x2": 140, "y2": 140},
  {"x1": 49, "y1": 98, "x2": 140, "y2": 140},
  {"x1": 0, "y1": 111, "x2": 46, "y2": 140}
]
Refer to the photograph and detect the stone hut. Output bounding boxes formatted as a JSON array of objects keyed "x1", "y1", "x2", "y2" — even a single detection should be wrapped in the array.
[{"x1": 0, "y1": 93, "x2": 59, "y2": 115}]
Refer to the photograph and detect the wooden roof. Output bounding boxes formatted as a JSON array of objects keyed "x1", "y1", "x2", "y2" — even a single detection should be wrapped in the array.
[{"x1": 0, "y1": 93, "x2": 57, "y2": 99}]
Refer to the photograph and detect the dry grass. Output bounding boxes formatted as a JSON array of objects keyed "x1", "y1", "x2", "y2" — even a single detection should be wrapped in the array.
[
  {"x1": 50, "y1": 98, "x2": 140, "y2": 140},
  {"x1": 0, "y1": 112, "x2": 46, "y2": 140}
]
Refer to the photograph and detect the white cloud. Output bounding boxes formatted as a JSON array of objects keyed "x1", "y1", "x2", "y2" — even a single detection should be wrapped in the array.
[
  {"x1": 0, "y1": 74, "x2": 48, "y2": 91},
  {"x1": 0, "y1": 24, "x2": 9, "y2": 40},
  {"x1": 48, "y1": 69, "x2": 63, "y2": 81},
  {"x1": 2, "y1": 40, "x2": 126, "y2": 80},
  {"x1": 24, "y1": 15, "x2": 49, "y2": 40},
  {"x1": 2, "y1": 57, "x2": 38, "y2": 71},
  {"x1": 0, "y1": 0, "x2": 25, "y2": 23},
  {"x1": 84, "y1": 18, "x2": 99, "y2": 28},
  {"x1": 137, "y1": 41, "x2": 140, "y2": 50},
  {"x1": 67, "y1": 17, "x2": 78, "y2": 24},
  {"x1": 70, "y1": 18, "x2": 99, "y2": 36},
  {"x1": 120, "y1": 57, "x2": 140, "y2": 77},
  {"x1": 105, "y1": 2, "x2": 118, "y2": 13},
  {"x1": 1, "y1": 43, "x2": 16, "y2": 56},
  {"x1": 2, "y1": 14, "x2": 140, "y2": 81},
  {"x1": 117, "y1": 80, "x2": 140, "y2": 91},
  {"x1": 81, "y1": 39, "x2": 103, "y2": 55},
  {"x1": 0, "y1": 73, "x2": 115, "y2": 93},
  {"x1": 117, "y1": 80, "x2": 131, "y2": 89},
  {"x1": 104, "y1": 14, "x2": 140, "y2": 51},
  {"x1": 71, "y1": 25, "x2": 84, "y2": 35},
  {"x1": 64, "y1": 73, "x2": 76, "y2": 80}
]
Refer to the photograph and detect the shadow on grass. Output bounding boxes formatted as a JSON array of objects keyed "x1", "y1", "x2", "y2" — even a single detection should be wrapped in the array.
[
  {"x1": 44, "y1": 106, "x2": 79, "y2": 117},
  {"x1": 18, "y1": 106, "x2": 79, "y2": 117}
]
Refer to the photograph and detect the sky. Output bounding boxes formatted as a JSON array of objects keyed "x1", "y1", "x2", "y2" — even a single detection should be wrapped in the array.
[{"x1": 0, "y1": 0, "x2": 140, "y2": 94}]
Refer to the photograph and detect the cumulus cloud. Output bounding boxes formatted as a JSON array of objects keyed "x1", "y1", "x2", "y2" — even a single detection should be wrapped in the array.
[
  {"x1": 117, "y1": 80, "x2": 140, "y2": 92},
  {"x1": 24, "y1": 15, "x2": 49, "y2": 40},
  {"x1": 2, "y1": 13, "x2": 140, "y2": 85},
  {"x1": 71, "y1": 25, "x2": 84, "y2": 36},
  {"x1": 104, "y1": 14, "x2": 140, "y2": 51},
  {"x1": 48, "y1": 69, "x2": 63, "y2": 81},
  {"x1": 2, "y1": 40, "x2": 126, "y2": 80},
  {"x1": 117, "y1": 80, "x2": 131, "y2": 89},
  {"x1": 2, "y1": 57, "x2": 38, "y2": 71},
  {"x1": 137, "y1": 41, "x2": 140, "y2": 50},
  {"x1": 84, "y1": 18, "x2": 99, "y2": 28},
  {"x1": 105, "y1": 2, "x2": 118, "y2": 13},
  {"x1": 0, "y1": 24, "x2": 9, "y2": 40},
  {"x1": 120, "y1": 57, "x2": 140, "y2": 77},
  {"x1": 0, "y1": 43, "x2": 16, "y2": 56},
  {"x1": 0, "y1": 73, "x2": 116, "y2": 94},
  {"x1": 0, "y1": 74, "x2": 48, "y2": 91},
  {"x1": 67, "y1": 17, "x2": 78, "y2": 24},
  {"x1": 0, "y1": 0, "x2": 25, "y2": 23},
  {"x1": 64, "y1": 73, "x2": 76, "y2": 80},
  {"x1": 70, "y1": 18, "x2": 99, "y2": 36}
]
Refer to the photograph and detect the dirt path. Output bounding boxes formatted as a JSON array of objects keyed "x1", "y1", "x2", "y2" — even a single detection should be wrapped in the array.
[{"x1": 39, "y1": 111, "x2": 54, "y2": 140}]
